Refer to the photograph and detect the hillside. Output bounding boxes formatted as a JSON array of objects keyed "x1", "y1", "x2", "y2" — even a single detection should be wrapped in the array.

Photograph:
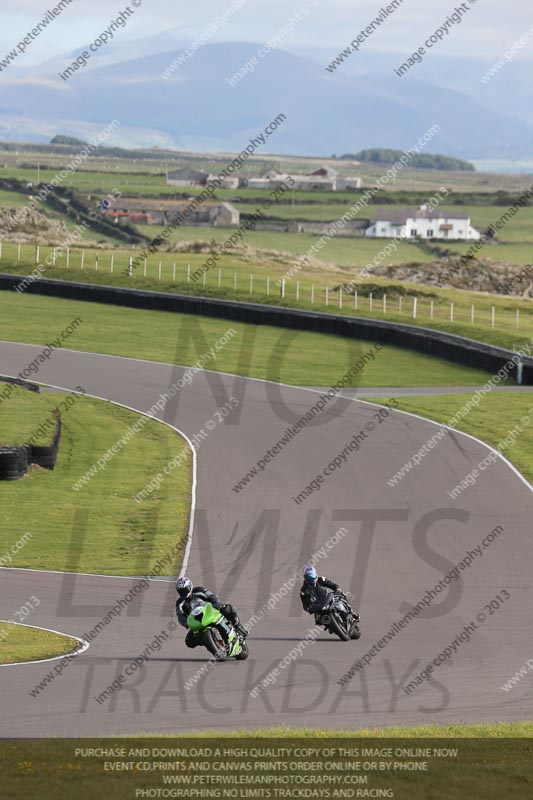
[{"x1": 0, "y1": 43, "x2": 531, "y2": 158}]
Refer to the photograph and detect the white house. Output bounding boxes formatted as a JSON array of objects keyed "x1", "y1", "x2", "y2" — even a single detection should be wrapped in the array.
[{"x1": 365, "y1": 205, "x2": 481, "y2": 240}]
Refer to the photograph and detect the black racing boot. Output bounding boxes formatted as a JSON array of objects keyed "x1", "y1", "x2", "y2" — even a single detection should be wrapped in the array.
[{"x1": 234, "y1": 617, "x2": 248, "y2": 639}]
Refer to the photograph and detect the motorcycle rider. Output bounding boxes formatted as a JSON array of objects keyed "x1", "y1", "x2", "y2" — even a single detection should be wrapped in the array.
[
  {"x1": 300, "y1": 566, "x2": 360, "y2": 636},
  {"x1": 175, "y1": 577, "x2": 248, "y2": 648}
]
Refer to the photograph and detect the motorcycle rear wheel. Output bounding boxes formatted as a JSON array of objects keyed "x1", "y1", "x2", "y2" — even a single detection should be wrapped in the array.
[{"x1": 202, "y1": 628, "x2": 228, "y2": 661}]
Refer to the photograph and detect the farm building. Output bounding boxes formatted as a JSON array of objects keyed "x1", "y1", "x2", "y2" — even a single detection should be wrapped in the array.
[
  {"x1": 103, "y1": 198, "x2": 240, "y2": 227},
  {"x1": 308, "y1": 167, "x2": 362, "y2": 190},
  {"x1": 207, "y1": 174, "x2": 240, "y2": 189},
  {"x1": 166, "y1": 167, "x2": 209, "y2": 187},
  {"x1": 246, "y1": 166, "x2": 361, "y2": 192},
  {"x1": 166, "y1": 167, "x2": 239, "y2": 189}
]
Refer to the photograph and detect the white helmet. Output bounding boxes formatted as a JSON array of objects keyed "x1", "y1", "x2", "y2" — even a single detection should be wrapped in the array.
[{"x1": 176, "y1": 576, "x2": 193, "y2": 598}]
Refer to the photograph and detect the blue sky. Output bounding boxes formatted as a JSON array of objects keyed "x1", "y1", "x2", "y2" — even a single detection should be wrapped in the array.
[{"x1": 1, "y1": 0, "x2": 532, "y2": 65}]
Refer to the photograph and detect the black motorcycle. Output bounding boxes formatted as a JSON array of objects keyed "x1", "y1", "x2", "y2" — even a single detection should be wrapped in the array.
[{"x1": 308, "y1": 585, "x2": 361, "y2": 641}]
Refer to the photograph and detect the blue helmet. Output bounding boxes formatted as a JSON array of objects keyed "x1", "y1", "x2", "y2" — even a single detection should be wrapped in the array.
[{"x1": 304, "y1": 566, "x2": 317, "y2": 586}]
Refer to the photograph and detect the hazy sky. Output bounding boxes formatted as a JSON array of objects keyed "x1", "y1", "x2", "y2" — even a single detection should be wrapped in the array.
[{"x1": 1, "y1": 0, "x2": 532, "y2": 65}]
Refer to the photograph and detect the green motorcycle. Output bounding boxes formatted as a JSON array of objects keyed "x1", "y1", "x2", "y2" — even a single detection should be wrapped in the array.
[{"x1": 187, "y1": 597, "x2": 249, "y2": 662}]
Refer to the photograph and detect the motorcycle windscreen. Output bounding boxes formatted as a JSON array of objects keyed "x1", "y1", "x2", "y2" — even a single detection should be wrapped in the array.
[
  {"x1": 187, "y1": 597, "x2": 207, "y2": 631},
  {"x1": 308, "y1": 585, "x2": 333, "y2": 612}
]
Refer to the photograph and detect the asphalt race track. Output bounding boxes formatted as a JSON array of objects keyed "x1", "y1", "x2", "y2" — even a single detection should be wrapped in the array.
[{"x1": 1, "y1": 340, "x2": 532, "y2": 736}]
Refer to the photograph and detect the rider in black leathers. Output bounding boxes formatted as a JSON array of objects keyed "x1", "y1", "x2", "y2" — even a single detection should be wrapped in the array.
[
  {"x1": 300, "y1": 566, "x2": 359, "y2": 634},
  {"x1": 175, "y1": 577, "x2": 248, "y2": 648},
  {"x1": 300, "y1": 574, "x2": 341, "y2": 613}
]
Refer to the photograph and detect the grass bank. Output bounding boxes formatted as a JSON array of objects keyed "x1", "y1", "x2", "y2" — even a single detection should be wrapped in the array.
[
  {"x1": 0, "y1": 391, "x2": 191, "y2": 574},
  {"x1": 0, "y1": 384, "x2": 56, "y2": 446},
  {"x1": 0, "y1": 292, "x2": 494, "y2": 387}
]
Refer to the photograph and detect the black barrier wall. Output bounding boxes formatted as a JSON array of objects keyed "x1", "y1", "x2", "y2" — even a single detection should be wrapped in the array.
[
  {"x1": 1, "y1": 273, "x2": 532, "y2": 383},
  {"x1": 0, "y1": 419, "x2": 61, "y2": 480},
  {"x1": 30, "y1": 415, "x2": 61, "y2": 470},
  {"x1": 0, "y1": 377, "x2": 61, "y2": 479},
  {"x1": 0, "y1": 375, "x2": 40, "y2": 393}
]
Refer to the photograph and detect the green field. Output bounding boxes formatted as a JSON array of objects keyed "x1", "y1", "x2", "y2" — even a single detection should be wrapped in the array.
[
  {"x1": 2, "y1": 148, "x2": 533, "y2": 192},
  {"x1": 235, "y1": 199, "x2": 533, "y2": 236},
  {"x1": 0, "y1": 391, "x2": 191, "y2": 574},
  {"x1": 0, "y1": 231, "x2": 433, "y2": 270},
  {"x1": 0, "y1": 622, "x2": 78, "y2": 665},
  {"x1": 0, "y1": 292, "x2": 494, "y2": 387},
  {"x1": 0, "y1": 384, "x2": 57, "y2": 446},
  {"x1": 2, "y1": 239, "x2": 533, "y2": 349},
  {"x1": 133, "y1": 221, "x2": 436, "y2": 265},
  {"x1": 372, "y1": 393, "x2": 533, "y2": 484}
]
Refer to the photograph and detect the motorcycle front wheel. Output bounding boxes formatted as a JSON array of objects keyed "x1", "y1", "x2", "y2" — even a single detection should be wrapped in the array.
[
  {"x1": 202, "y1": 628, "x2": 228, "y2": 661},
  {"x1": 235, "y1": 641, "x2": 249, "y2": 660},
  {"x1": 349, "y1": 623, "x2": 361, "y2": 640},
  {"x1": 329, "y1": 611, "x2": 351, "y2": 641}
]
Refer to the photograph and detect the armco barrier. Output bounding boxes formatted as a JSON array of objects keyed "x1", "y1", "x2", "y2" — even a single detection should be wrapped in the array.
[{"x1": 1, "y1": 273, "x2": 532, "y2": 383}]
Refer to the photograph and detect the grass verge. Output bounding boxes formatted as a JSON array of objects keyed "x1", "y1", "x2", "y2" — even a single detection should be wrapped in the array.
[
  {"x1": 369, "y1": 392, "x2": 533, "y2": 484},
  {"x1": 0, "y1": 384, "x2": 56, "y2": 446},
  {"x1": 144, "y1": 721, "x2": 532, "y2": 737},
  {"x1": 0, "y1": 724, "x2": 530, "y2": 800},
  {"x1": 0, "y1": 391, "x2": 191, "y2": 574},
  {"x1": 0, "y1": 292, "x2": 494, "y2": 387},
  {"x1": 0, "y1": 621, "x2": 78, "y2": 665}
]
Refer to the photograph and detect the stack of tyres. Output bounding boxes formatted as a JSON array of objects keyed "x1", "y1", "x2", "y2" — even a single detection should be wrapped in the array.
[{"x1": 0, "y1": 445, "x2": 30, "y2": 480}]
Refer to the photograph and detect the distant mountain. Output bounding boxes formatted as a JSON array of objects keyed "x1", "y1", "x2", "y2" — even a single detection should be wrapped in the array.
[
  {"x1": 297, "y1": 47, "x2": 533, "y2": 128},
  {"x1": 0, "y1": 42, "x2": 531, "y2": 159}
]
